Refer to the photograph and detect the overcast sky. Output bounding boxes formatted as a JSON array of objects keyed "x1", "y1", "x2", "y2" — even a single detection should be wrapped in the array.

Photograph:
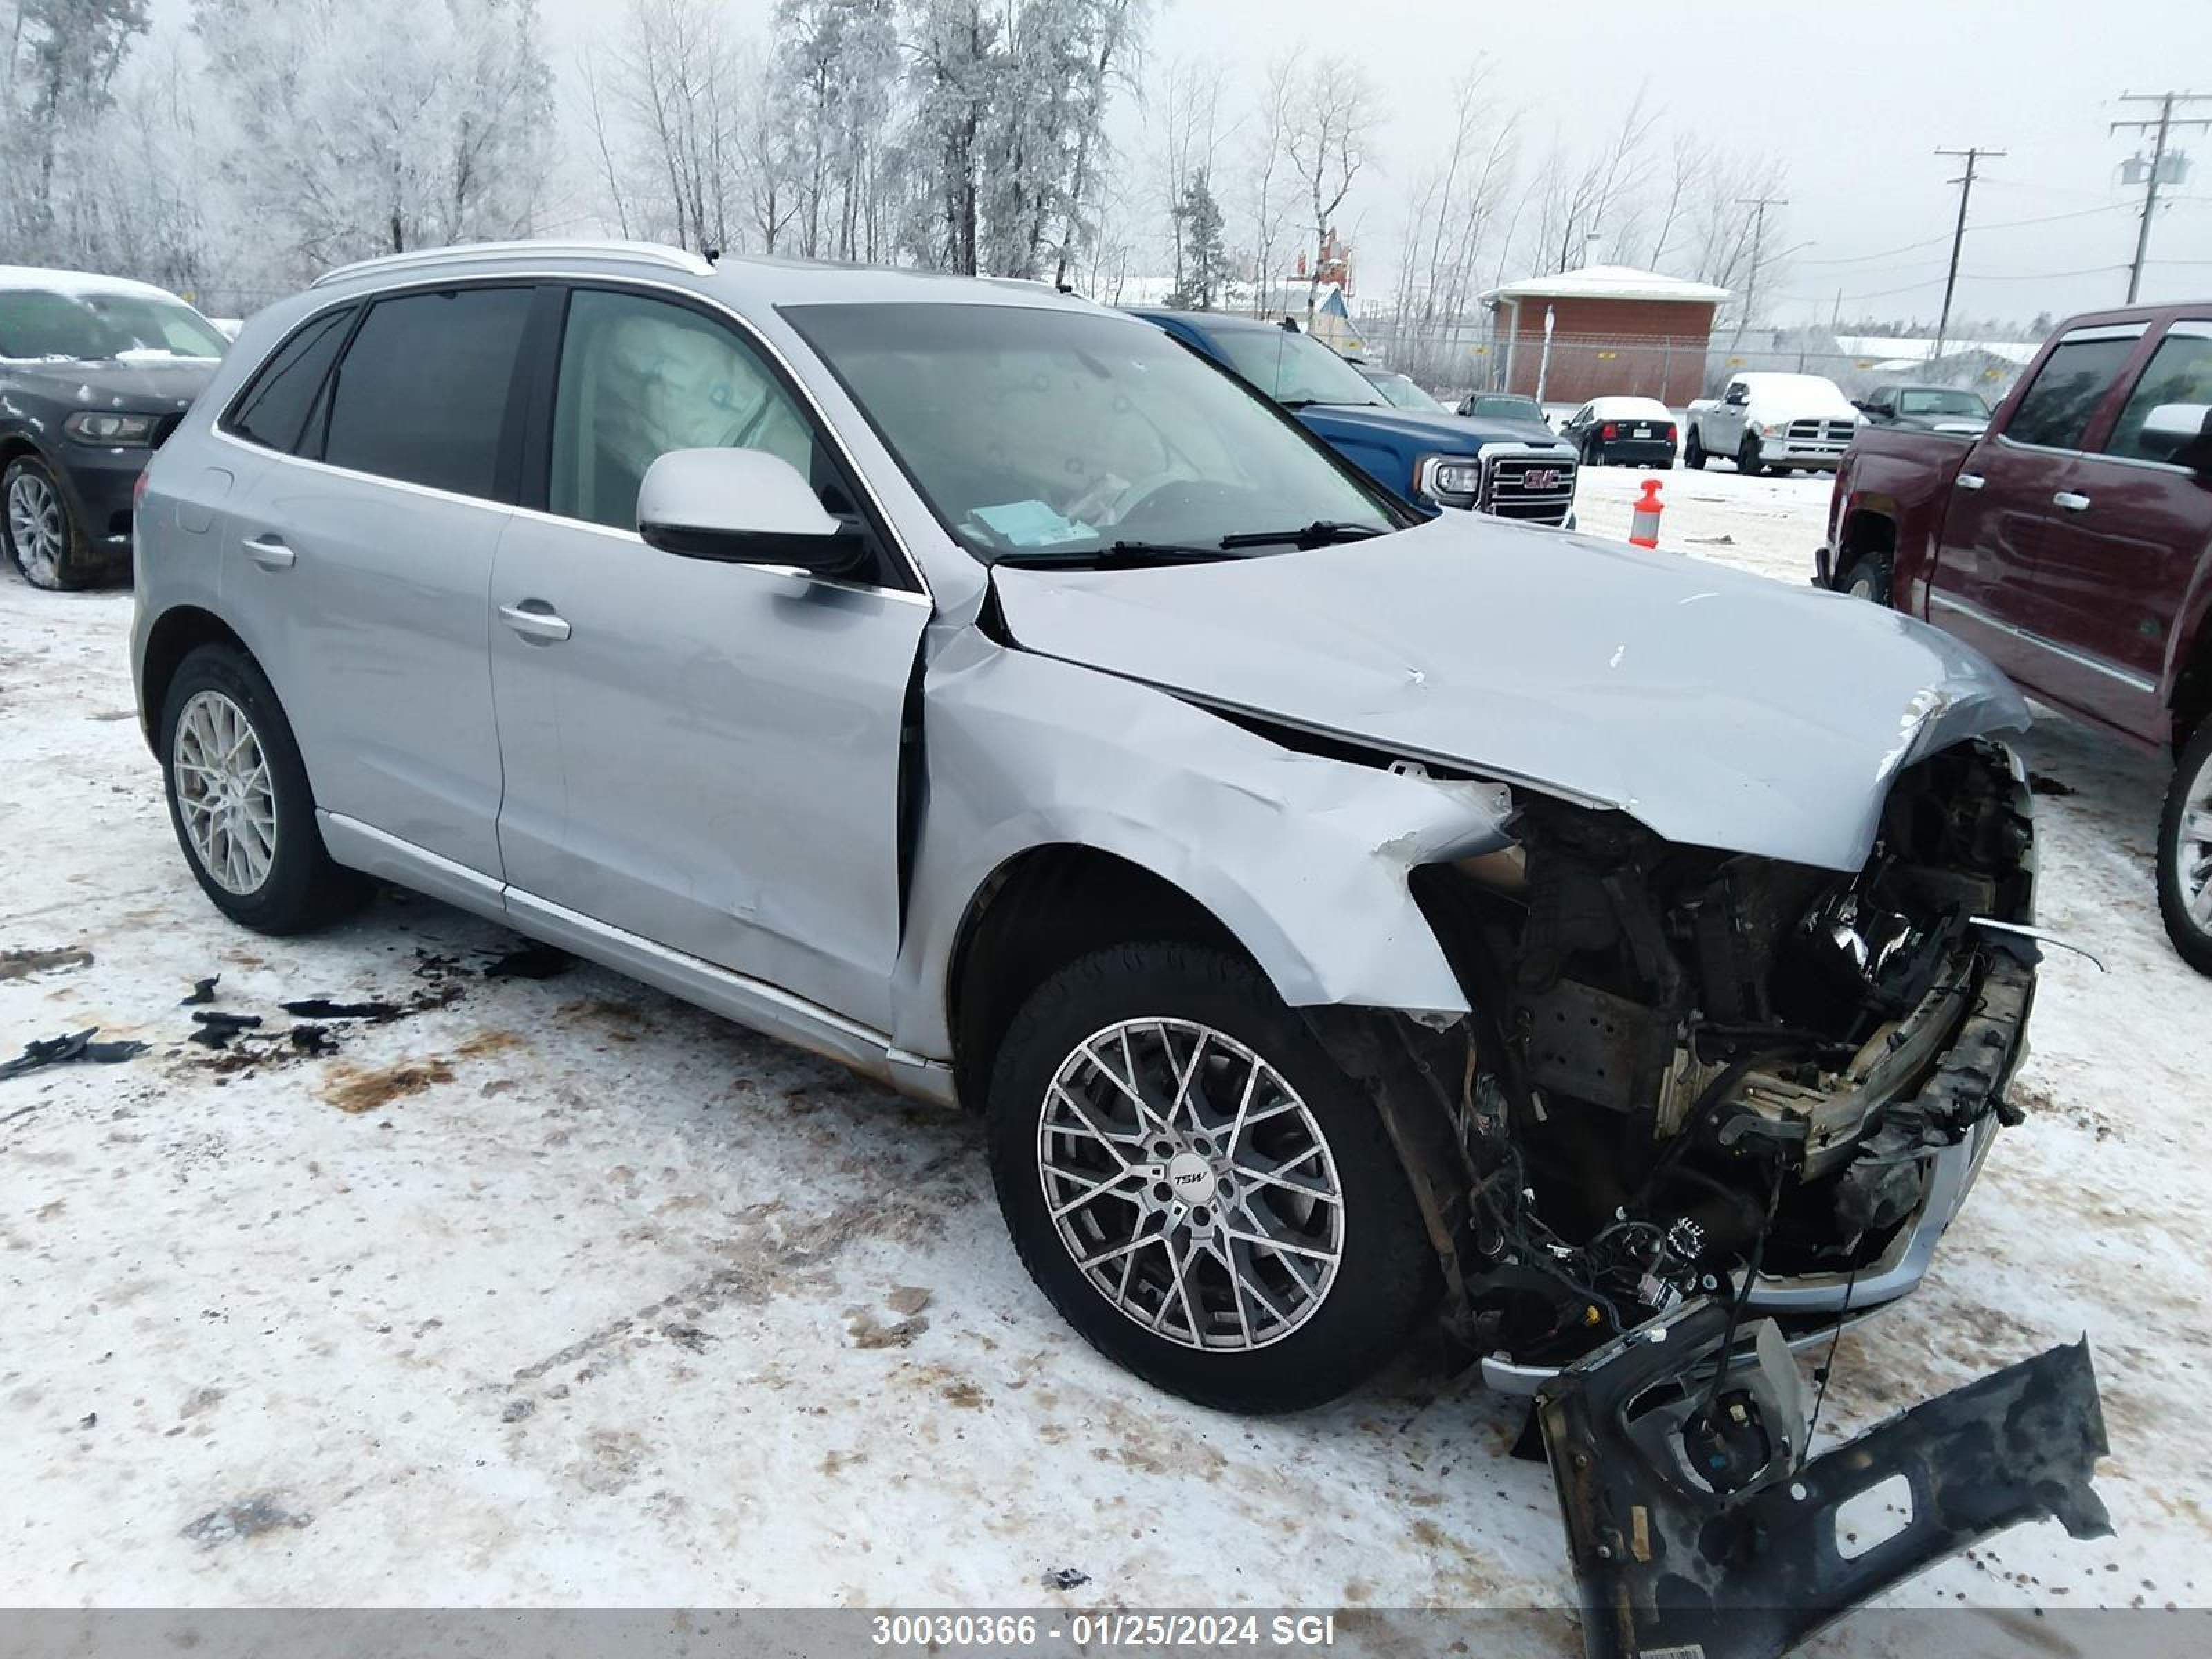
[{"x1": 539, "y1": 0, "x2": 2212, "y2": 328}]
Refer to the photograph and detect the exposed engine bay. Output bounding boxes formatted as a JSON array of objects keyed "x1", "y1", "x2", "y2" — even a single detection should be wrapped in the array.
[
  {"x1": 1316, "y1": 737, "x2": 2109, "y2": 1657},
  {"x1": 1317, "y1": 737, "x2": 2108, "y2": 1658},
  {"x1": 1378, "y1": 738, "x2": 2042, "y2": 1371}
]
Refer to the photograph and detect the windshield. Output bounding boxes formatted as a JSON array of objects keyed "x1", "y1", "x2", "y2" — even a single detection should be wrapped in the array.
[
  {"x1": 1897, "y1": 388, "x2": 1989, "y2": 418},
  {"x1": 0, "y1": 286, "x2": 227, "y2": 362},
  {"x1": 789, "y1": 303, "x2": 1399, "y2": 563},
  {"x1": 1203, "y1": 324, "x2": 1388, "y2": 408},
  {"x1": 1367, "y1": 371, "x2": 1449, "y2": 413},
  {"x1": 1466, "y1": 394, "x2": 1544, "y2": 423}
]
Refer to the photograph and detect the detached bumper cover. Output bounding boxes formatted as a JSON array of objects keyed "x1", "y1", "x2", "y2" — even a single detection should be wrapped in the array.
[{"x1": 1537, "y1": 1299, "x2": 2109, "y2": 1659}]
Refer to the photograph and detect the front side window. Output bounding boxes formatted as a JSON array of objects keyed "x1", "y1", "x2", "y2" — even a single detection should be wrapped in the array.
[
  {"x1": 2005, "y1": 330, "x2": 2142, "y2": 451},
  {"x1": 2103, "y1": 327, "x2": 2212, "y2": 464},
  {"x1": 787, "y1": 302, "x2": 1398, "y2": 564},
  {"x1": 228, "y1": 307, "x2": 355, "y2": 455},
  {"x1": 1206, "y1": 325, "x2": 1387, "y2": 409},
  {"x1": 0, "y1": 286, "x2": 228, "y2": 362},
  {"x1": 321, "y1": 286, "x2": 532, "y2": 498},
  {"x1": 548, "y1": 288, "x2": 818, "y2": 532}
]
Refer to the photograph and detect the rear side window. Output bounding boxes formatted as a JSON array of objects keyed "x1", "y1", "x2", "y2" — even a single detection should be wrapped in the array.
[
  {"x1": 227, "y1": 307, "x2": 354, "y2": 453},
  {"x1": 322, "y1": 287, "x2": 532, "y2": 498},
  {"x1": 2005, "y1": 330, "x2": 2142, "y2": 450},
  {"x1": 2103, "y1": 326, "x2": 2212, "y2": 463}
]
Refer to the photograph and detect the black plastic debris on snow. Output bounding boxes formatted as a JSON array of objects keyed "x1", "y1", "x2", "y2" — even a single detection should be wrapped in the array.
[
  {"x1": 288, "y1": 1025, "x2": 337, "y2": 1057},
  {"x1": 2, "y1": 1029, "x2": 150, "y2": 1082},
  {"x1": 0, "y1": 947, "x2": 94, "y2": 983},
  {"x1": 2030, "y1": 772, "x2": 2078, "y2": 798},
  {"x1": 1042, "y1": 1568, "x2": 1091, "y2": 1592},
  {"x1": 187, "y1": 1011, "x2": 263, "y2": 1051},
  {"x1": 482, "y1": 944, "x2": 577, "y2": 982},
  {"x1": 280, "y1": 998, "x2": 403, "y2": 1022},
  {"x1": 180, "y1": 975, "x2": 221, "y2": 1006}
]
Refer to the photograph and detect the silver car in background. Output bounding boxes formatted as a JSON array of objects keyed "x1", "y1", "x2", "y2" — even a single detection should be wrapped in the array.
[{"x1": 130, "y1": 241, "x2": 2105, "y2": 1647}]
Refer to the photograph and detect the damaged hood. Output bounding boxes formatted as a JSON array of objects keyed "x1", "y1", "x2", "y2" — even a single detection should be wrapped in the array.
[{"x1": 991, "y1": 515, "x2": 2030, "y2": 872}]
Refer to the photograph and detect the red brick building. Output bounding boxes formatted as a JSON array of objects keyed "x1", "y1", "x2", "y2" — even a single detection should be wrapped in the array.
[{"x1": 1483, "y1": 265, "x2": 1729, "y2": 406}]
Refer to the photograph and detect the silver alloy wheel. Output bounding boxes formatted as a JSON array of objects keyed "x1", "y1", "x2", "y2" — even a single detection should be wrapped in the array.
[
  {"x1": 2178, "y1": 744, "x2": 2212, "y2": 937},
  {"x1": 174, "y1": 690, "x2": 278, "y2": 895},
  {"x1": 1036, "y1": 1018, "x2": 1344, "y2": 1351},
  {"x1": 6, "y1": 470, "x2": 65, "y2": 587}
]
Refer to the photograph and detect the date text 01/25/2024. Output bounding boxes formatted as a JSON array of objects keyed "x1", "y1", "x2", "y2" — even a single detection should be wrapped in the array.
[{"x1": 870, "y1": 1613, "x2": 1340, "y2": 1649}]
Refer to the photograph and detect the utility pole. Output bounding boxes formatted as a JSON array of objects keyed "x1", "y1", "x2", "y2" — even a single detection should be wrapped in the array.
[
  {"x1": 1730, "y1": 196, "x2": 1788, "y2": 349},
  {"x1": 1933, "y1": 146, "x2": 2004, "y2": 362},
  {"x1": 2112, "y1": 91, "x2": 2212, "y2": 303}
]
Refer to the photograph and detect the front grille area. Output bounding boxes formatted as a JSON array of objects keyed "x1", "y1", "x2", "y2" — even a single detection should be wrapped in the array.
[
  {"x1": 149, "y1": 413, "x2": 184, "y2": 449},
  {"x1": 1480, "y1": 455, "x2": 1578, "y2": 524},
  {"x1": 1786, "y1": 418, "x2": 1855, "y2": 444}
]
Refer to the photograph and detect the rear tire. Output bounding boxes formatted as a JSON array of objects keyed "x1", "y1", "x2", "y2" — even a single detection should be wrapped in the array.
[
  {"x1": 2157, "y1": 719, "x2": 2212, "y2": 977},
  {"x1": 159, "y1": 644, "x2": 368, "y2": 935},
  {"x1": 1843, "y1": 551, "x2": 1893, "y2": 604},
  {"x1": 986, "y1": 941, "x2": 1434, "y2": 1414},
  {"x1": 1685, "y1": 429, "x2": 1708, "y2": 469}
]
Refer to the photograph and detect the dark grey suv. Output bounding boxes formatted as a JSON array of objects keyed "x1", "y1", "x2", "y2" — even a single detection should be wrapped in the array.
[{"x1": 1, "y1": 265, "x2": 226, "y2": 589}]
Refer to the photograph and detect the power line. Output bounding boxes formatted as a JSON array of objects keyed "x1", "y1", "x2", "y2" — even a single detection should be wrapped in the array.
[
  {"x1": 1933, "y1": 146, "x2": 2005, "y2": 358},
  {"x1": 1794, "y1": 203, "x2": 2134, "y2": 269},
  {"x1": 2112, "y1": 91, "x2": 2212, "y2": 302}
]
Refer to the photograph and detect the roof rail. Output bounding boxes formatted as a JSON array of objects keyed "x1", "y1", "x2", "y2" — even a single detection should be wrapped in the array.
[{"x1": 311, "y1": 239, "x2": 713, "y2": 289}]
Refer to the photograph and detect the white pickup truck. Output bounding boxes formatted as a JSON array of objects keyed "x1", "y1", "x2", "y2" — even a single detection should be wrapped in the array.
[{"x1": 1684, "y1": 371, "x2": 1861, "y2": 476}]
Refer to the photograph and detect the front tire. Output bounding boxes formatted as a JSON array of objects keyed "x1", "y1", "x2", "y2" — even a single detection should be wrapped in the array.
[
  {"x1": 3, "y1": 456, "x2": 88, "y2": 590},
  {"x1": 986, "y1": 942, "x2": 1434, "y2": 1414},
  {"x1": 1737, "y1": 437, "x2": 1765, "y2": 477},
  {"x1": 160, "y1": 644, "x2": 366, "y2": 934},
  {"x1": 2157, "y1": 719, "x2": 2212, "y2": 976}
]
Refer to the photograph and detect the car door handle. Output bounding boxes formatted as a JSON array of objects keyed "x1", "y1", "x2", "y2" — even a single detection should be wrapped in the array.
[
  {"x1": 498, "y1": 600, "x2": 572, "y2": 644},
  {"x1": 241, "y1": 534, "x2": 295, "y2": 570},
  {"x1": 2053, "y1": 491, "x2": 2092, "y2": 513},
  {"x1": 1956, "y1": 472, "x2": 1986, "y2": 491}
]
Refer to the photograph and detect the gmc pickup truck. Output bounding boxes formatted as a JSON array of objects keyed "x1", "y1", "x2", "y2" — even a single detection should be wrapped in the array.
[
  {"x1": 1817, "y1": 303, "x2": 2212, "y2": 973},
  {"x1": 1130, "y1": 309, "x2": 1581, "y2": 525}
]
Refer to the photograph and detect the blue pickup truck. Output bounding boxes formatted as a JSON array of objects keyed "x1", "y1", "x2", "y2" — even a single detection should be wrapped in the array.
[{"x1": 1127, "y1": 308, "x2": 1580, "y2": 527}]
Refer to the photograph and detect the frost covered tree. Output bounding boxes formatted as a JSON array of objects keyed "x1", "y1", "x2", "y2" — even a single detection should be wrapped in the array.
[
  {"x1": 779, "y1": 0, "x2": 899, "y2": 261},
  {"x1": 0, "y1": 0, "x2": 151, "y2": 260},
  {"x1": 1282, "y1": 52, "x2": 1374, "y2": 328},
  {"x1": 192, "y1": 0, "x2": 554, "y2": 282},
  {"x1": 1165, "y1": 170, "x2": 1228, "y2": 310}
]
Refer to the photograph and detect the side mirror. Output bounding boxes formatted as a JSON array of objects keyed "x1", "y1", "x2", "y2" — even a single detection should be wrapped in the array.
[
  {"x1": 637, "y1": 447, "x2": 865, "y2": 575},
  {"x1": 1723, "y1": 388, "x2": 1748, "y2": 406},
  {"x1": 2138, "y1": 402, "x2": 2212, "y2": 471}
]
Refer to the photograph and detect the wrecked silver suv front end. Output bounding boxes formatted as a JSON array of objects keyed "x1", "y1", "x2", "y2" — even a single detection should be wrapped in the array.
[
  {"x1": 985, "y1": 504, "x2": 2107, "y2": 1651},
  {"x1": 1318, "y1": 737, "x2": 2108, "y2": 1656}
]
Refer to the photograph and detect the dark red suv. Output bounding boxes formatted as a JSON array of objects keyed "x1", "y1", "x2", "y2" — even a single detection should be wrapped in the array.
[{"x1": 1818, "y1": 303, "x2": 2212, "y2": 973}]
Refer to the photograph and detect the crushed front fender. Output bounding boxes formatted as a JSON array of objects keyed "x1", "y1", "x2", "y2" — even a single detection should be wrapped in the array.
[{"x1": 1537, "y1": 1298, "x2": 2110, "y2": 1659}]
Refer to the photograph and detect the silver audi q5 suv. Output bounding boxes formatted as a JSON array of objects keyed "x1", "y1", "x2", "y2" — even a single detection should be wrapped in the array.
[{"x1": 131, "y1": 243, "x2": 2104, "y2": 1629}]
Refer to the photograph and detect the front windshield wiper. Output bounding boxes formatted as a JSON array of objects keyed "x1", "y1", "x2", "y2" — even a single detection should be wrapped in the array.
[
  {"x1": 995, "y1": 539, "x2": 1240, "y2": 570},
  {"x1": 1217, "y1": 521, "x2": 1388, "y2": 551}
]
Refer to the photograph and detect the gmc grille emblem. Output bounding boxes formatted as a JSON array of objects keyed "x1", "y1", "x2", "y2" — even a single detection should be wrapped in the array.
[{"x1": 1518, "y1": 469, "x2": 1559, "y2": 489}]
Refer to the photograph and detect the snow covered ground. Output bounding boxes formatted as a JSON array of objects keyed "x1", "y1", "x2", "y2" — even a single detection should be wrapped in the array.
[{"x1": 3, "y1": 471, "x2": 2208, "y2": 1649}]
